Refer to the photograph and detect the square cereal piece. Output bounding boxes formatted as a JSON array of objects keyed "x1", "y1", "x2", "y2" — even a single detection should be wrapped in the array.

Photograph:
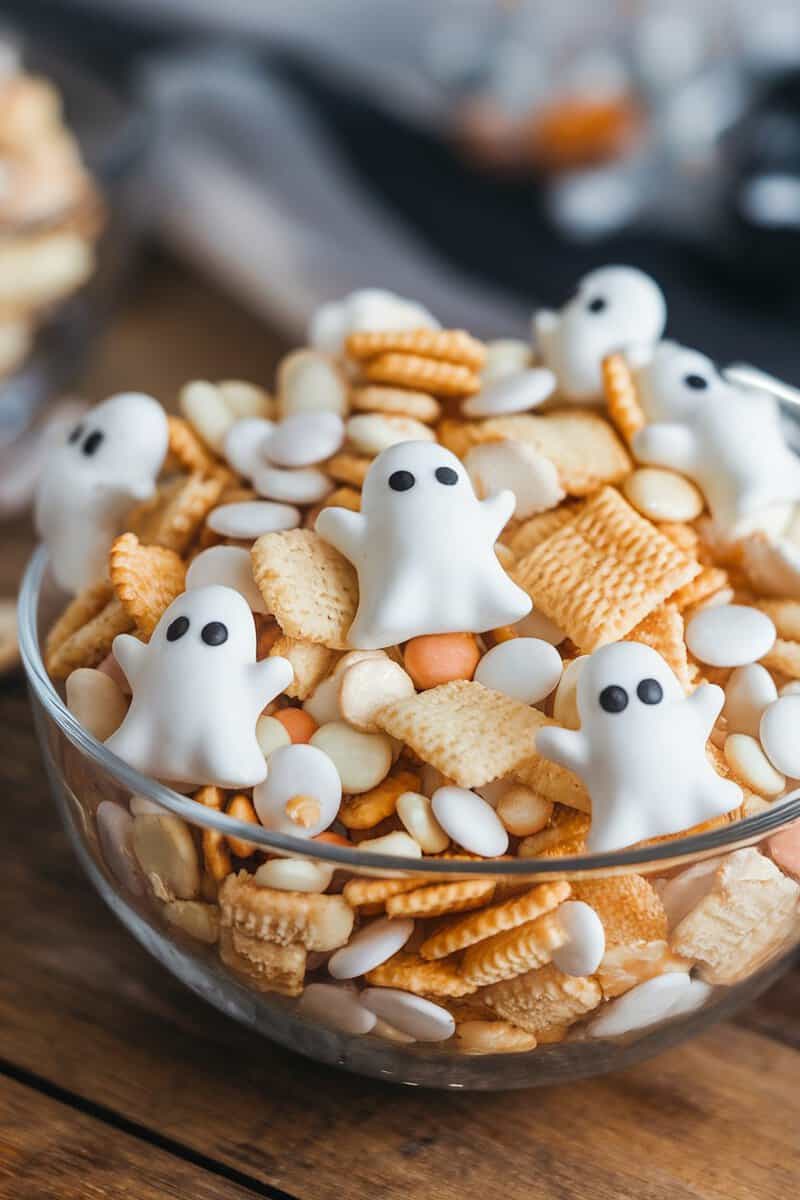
[
  {"x1": 627, "y1": 603, "x2": 692, "y2": 692},
  {"x1": 670, "y1": 847, "x2": 800, "y2": 985},
  {"x1": 251, "y1": 529, "x2": 358, "y2": 650},
  {"x1": 127, "y1": 472, "x2": 227, "y2": 555},
  {"x1": 504, "y1": 501, "x2": 583, "y2": 558},
  {"x1": 45, "y1": 582, "x2": 133, "y2": 680},
  {"x1": 483, "y1": 962, "x2": 602, "y2": 1038},
  {"x1": 513, "y1": 486, "x2": 700, "y2": 652},
  {"x1": 219, "y1": 871, "x2": 354, "y2": 951},
  {"x1": 219, "y1": 927, "x2": 307, "y2": 997},
  {"x1": 376, "y1": 679, "x2": 548, "y2": 789}
]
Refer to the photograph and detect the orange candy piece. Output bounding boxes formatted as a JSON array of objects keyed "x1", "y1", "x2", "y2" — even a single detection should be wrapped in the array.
[
  {"x1": 403, "y1": 632, "x2": 481, "y2": 690},
  {"x1": 274, "y1": 707, "x2": 318, "y2": 744}
]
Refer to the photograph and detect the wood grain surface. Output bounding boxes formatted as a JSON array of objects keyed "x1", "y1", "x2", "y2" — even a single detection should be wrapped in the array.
[{"x1": 0, "y1": 252, "x2": 798, "y2": 1199}]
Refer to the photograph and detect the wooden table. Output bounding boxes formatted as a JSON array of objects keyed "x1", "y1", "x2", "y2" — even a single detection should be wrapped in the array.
[{"x1": 1, "y1": 253, "x2": 798, "y2": 1200}]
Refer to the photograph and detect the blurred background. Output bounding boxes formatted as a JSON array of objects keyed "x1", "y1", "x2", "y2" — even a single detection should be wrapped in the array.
[{"x1": 3, "y1": 0, "x2": 800, "y2": 530}]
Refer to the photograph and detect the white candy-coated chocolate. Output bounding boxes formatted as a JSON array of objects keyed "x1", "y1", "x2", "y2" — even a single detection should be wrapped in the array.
[
  {"x1": 534, "y1": 266, "x2": 666, "y2": 402},
  {"x1": 431, "y1": 786, "x2": 509, "y2": 857},
  {"x1": 253, "y1": 462, "x2": 332, "y2": 505},
  {"x1": 658, "y1": 857, "x2": 723, "y2": 930},
  {"x1": 310, "y1": 721, "x2": 393, "y2": 794},
  {"x1": 396, "y1": 791, "x2": 450, "y2": 853},
  {"x1": 253, "y1": 857, "x2": 333, "y2": 893},
  {"x1": 465, "y1": 438, "x2": 565, "y2": 520},
  {"x1": 358, "y1": 831, "x2": 422, "y2": 858},
  {"x1": 515, "y1": 607, "x2": 566, "y2": 646},
  {"x1": 345, "y1": 413, "x2": 435, "y2": 456},
  {"x1": 462, "y1": 368, "x2": 556, "y2": 418},
  {"x1": 360, "y1": 987, "x2": 455, "y2": 1042},
  {"x1": 107, "y1": 586, "x2": 292, "y2": 788},
  {"x1": 303, "y1": 673, "x2": 343, "y2": 727},
  {"x1": 536, "y1": 642, "x2": 741, "y2": 852},
  {"x1": 481, "y1": 338, "x2": 533, "y2": 385},
  {"x1": 207, "y1": 500, "x2": 300, "y2": 540},
  {"x1": 552, "y1": 901, "x2": 606, "y2": 977},
  {"x1": 66, "y1": 668, "x2": 128, "y2": 741},
  {"x1": 255, "y1": 714, "x2": 291, "y2": 758},
  {"x1": 723, "y1": 664, "x2": 777, "y2": 737},
  {"x1": 589, "y1": 973, "x2": 710, "y2": 1038},
  {"x1": 253, "y1": 743, "x2": 341, "y2": 837},
  {"x1": 277, "y1": 349, "x2": 348, "y2": 418},
  {"x1": 685, "y1": 604, "x2": 776, "y2": 668},
  {"x1": 298, "y1": 983, "x2": 376, "y2": 1035},
  {"x1": 328, "y1": 916, "x2": 415, "y2": 980},
  {"x1": 622, "y1": 467, "x2": 704, "y2": 523},
  {"x1": 179, "y1": 380, "x2": 235, "y2": 451},
  {"x1": 223, "y1": 417, "x2": 274, "y2": 479},
  {"x1": 760, "y1": 695, "x2": 800, "y2": 778},
  {"x1": 474, "y1": 637, "x2": 563, "y2": 705},
  {"x1": 263, "y1": 410, "x2": 344, "y2": 468},
  {"x1": 316, "y1": 441, "x2": 530, "y2": 649},
  {"x1": 35, "y1": 392, "x2": 168, "y2": 593},
  {"x1": 186, "y1": 545, "x2": 266, "y2": 613},
  {"x1": 633, "y1": 342, "x2": 800, "y2": 535},
  {"x1": 724, "y1": 733, "x2": 786, "y2": 796},
  {"x1": 96, "y1": 801, "x2": 145, "y2": 896},
  {"x1": 309, "y1": 288, "x2": 438, "y2": 355}
]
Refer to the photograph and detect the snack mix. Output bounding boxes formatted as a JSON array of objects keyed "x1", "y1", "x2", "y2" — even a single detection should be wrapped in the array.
[
  {"x1": 37, "y1": 270, "x2": 800, "y2": 1055},
  {"x1": 0, "y1": 42, "x2": 102, "y2": 381}
]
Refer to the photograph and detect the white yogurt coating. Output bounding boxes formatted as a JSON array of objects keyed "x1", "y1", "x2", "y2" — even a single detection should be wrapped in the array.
[
  {"x1": 552, "y1": 901, "x2": 606, "y2": 977},
  {"x1": 462, "y1": 367, "x2": 556, "y2": 417},
  {"x1": 685, "y1": 605, "x2": 776, "y2": 668},
  {"x1": 431, "y1": 786, "x2": 509, "y2": 857},
  {"x1": 298, "y1": 983, "x2": 377, "y2": 1035},
  {"x1": 207, "y1": 500, "x2": 301, "y2": 539},
  {"x1": 223, "y1": 416, "x2": 274, "y2": 479},
  {"x1": 760, "y1": 695, "x2": 800, "y2": 778},
  {"x1": 360, "y1": 988, "x2": 456, "y2": 1042},
  {"x1": 475, "y1": 638, "x2": 563, "y2": 705},
  {"x1": 328, "y1": 917, "x2": 415, "y2": 980},
  {"x1": 263, "y1": 410, "x2": 345, "y2": 468},
  {"x1": 723, "y1": 664, "x2": 778, "y2": 737},
  {"x1": 253, "y1": 462, "x2": 333, "y2": 505},
  {"x1": 253, "y1": 743, "x2": 342, "y2": 837},
  {"x1": 589, "y1": 973, "x2": 711, "y2": 1038}
]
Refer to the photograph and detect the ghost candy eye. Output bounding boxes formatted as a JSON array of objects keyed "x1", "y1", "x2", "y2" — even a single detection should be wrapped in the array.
[
  {"x1": 82, "y1": 430, "x2": 105, "y2": 456},
  {"x1": 435, "y1": 466, "x2": 458, "y2": 486},
  {"x1": 201, "y1": 621, "x2": 228, "y2": 646},
  {"x1": 388, "y1": 470, "x2": 415, "y2": 492},
  {"x1": 68, "y1": 423, "x2": 84, "y2": 445},
  {"x1": 166, "y1": 616, "x2": 190, "y2": 642},
  {"x1": 599, "y1": 684, "x2": 628, "y2": 713},
  {"x1": 637, "y1": 678, "x2": 663, "y2": 705},
  {"x1": 683, "y1": 373, "x2": 708, "y2": 391},
  {"x1": 587, "y1": 296, "x2": 607, "y2": 314}
]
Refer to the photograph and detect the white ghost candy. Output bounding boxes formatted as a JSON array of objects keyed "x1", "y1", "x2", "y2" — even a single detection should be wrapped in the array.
[
  {"x1": 309, "y1": 289, "x2": 439, "y2": 355},
  {"x1": 35, "y1": 392, "x2": 168, "y2": 593},
  {"x1": 633, "y1": 342, "x2": 800, "y2": 536},
  {"x1": 535, "y1": 642, "x2": 741, "y2": 853},
  {"x1": 533, "y1": 266, "x2": 666, "y2": 402},
  {"x1": 315, "y1": 440, "x2": 531, "y2": 649},
  {"x1": 106, "y1": 585, "x2": 292, "y2": 789}
]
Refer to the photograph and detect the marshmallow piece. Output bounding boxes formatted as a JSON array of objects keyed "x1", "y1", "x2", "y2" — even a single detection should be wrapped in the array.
[
  {"x1": 186, "y1": 545, "x2": 266, "y2": 613},
  {"x1": 360, "y1": 987, "x2": 455, "y2": 1042},
  {"x1": 223, "y1": 417, "x2": 274, "y2": 479},
  {"x1": 345, "y1": 414, "x2": 435, "y2": 456},
  {"x1": 760, "y1": 696, "x2": 800, "y2": 778},
  {"x1": 685, "y1": 605, "x2": 776, "y2": 668},
  {"x1": 208, "y1": 501, "x2": 300, "y2": 540},
  {"x1": 431, "y1": 786, "x2": 509, "y2": 857},
  {"x1": 253, "y1": 463, "x2": 332, "y2": 505},
  {"x1": 588, "y1": 973, "x2": 710, "y2": 1038},
  {"x1": 329, "y1": 917, "x2": 415, "y2": 980},
  {"x1": 724, "y1": 733, "x2": 786, "y2": 796},
  {"x1": 465, "y1": 439, "x2": 565, "y2": 519},
  {"x1": 316, "y1": 441, "x2": 530, "y2": 648},
  {"x1": 622, "y1": 467, "x2": 704, "y2": 523},
  {"x1": 253, "y1": 858, "x2": 334, "y2": 893},
  {"x1": 462, "y1": 368, "x2": 556, "y2": 417},
  {"x1": 723, "y1": 664, "x2": 778, "y2": 737},
  {"x1": 474, "y1": 637, "x2": 563, "y2": 705},
  {"x1": 552, "y1": 901, "x2": 606, "y2": 977},
  {"x1": 96, "y1": 801, "x2": 146, "y2": 896},
  {"x1": 66, "y1": 668, "x2": 128, "y2": 741},
  {"x1": 253, "y1": 743, "x2": 341, "y2": 837},
  {"x1": 264, "y1": 411, "x2": 345, "y2": 468},
  {"x1": 396, "y1": 791, "x2": 450, "y2": 853},
  {"x1": 481, "y1": 338, "x2": 533, "y2": 385},
  {"x1": 309, "y1": 288, "x2": 439, "y2": 355},
  {"x1": 310, "y1": 721, "x2": 393, "y2": 794},
  {"x1": 298, "y1": 983, "x2": 377, "y2": 1035},
  {"x1": 515, "y1": 607, "x2": 566, "y2": 646}
]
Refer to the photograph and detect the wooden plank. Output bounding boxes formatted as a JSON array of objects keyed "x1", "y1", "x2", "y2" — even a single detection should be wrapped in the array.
[
  {"x1": 0, "y1": 1072, "x2": 260, "y2": 1200},
  {"x1": 1, "y1": 680, "x2": 798, "y2": 1200}
]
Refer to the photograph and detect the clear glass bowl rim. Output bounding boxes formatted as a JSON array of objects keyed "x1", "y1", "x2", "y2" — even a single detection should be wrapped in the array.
[{"x1": 19, "y1": 545, "x2": 800, "y2": 878}]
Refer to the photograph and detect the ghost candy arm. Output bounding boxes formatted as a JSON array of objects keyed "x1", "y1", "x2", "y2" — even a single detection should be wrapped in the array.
[
  {"x1": 315, "y1": 506, "x2": 368, "y2": 565},
  {"x1": 632, "y1": 423, "x2": 697, "y2": 474},
  {"x1": 479, "y1": 488, "x2": 517, "y2": 542},
  {"x1": 247, "y1": 653, "x2": 293, "y2": 709},
  {"x1": 535, "y1": 725, "x2": 590, "y2": 777},
  {"x1": 110, "y1": 633, "x2": 147, "y2": 690},
  {"x1": 686, "y1": 682, "x2": 725, "y2": 741}
]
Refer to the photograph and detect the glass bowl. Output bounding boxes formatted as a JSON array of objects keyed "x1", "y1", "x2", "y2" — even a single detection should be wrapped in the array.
[{"x1": 18, "y1": 547, "x2": 800, "y2": 1089}]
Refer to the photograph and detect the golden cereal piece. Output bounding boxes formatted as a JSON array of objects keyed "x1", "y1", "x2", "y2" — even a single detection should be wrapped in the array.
[
  {"x1": 269, "y1": 635, "x2": 338, "y2": 700},
  {"x1": 385, "y1": 878, "x2": 496, "y2": 918},
  {"x1": 109, "y1": 532, "x2": 186, "y2": 638},
  {"x1": 350, "y1": 385, "x2": 441, "y2": 423},
  {"x1": 219, "y1": 871, "x2": 354, "y2": 951},
  {"x1": 420, "y1": 880, "x2": 571, "y2": 960},
  {"x1": 320, "y1": 486, "x2": 361, "y2": 512},
  {"x1": 659, "y1": 521, "x2": 701, "y2": 558},
  {"x1": 670, "y1": 565, "x2": 729, "y2": 612},
  {"x1": 376, "y1": 679, "x2": 549, "y2": 790},
  {"x1": 483, "y1": 962, "x2": 602, "y2": 1036},
  {"x1": 127, "y1": 471, "x2": 227, "y2": 555},
  {"x1": 363, "y1": 352, "x2": 480, "y2": 398},
  {"x1": 225, "y1": 793, "x2": 260, "y2": 858},
  {"x1": 517, "y1": 807, "x2": 591, "y2": 857},
  {"x1": 455, "y1": 1020, "x2": 538, "y2": 1055},
  {"x1": 761, "y1": 638, "x2": 800, "y2": 679},
  {"x1": 219, "y1": 927, "x2": 307, "y2": 997},
  {"x1": 513, "y1": 486, "x2": 700, "y2": 652},
  {"x1": 285, "y1": 794, "x2": 322, "y2": 830},
  {"x1": 202, "y1": 828, "x2": 232, "y2": 882},
  {"x1": 602, "y1": 351, "x2": 644, "y2": 443},
  {"x1": 505, "y1": 502, "x2": 584, "y2": 558},
  {"x1": 460, "y1": 910, "x2": 566, "y2": 988},
  {"x1": 166, "y1": 414, "x2": 218, "y2": 474},
  {"x1": 628, "y1": 603, "x2": 692, "y2": 692},
  {"x1": 755, "y1": 599, "x2": 800, "y2": 642},
  {"x1": 251, "y1": 529, "x2": 358, "y2": 650},
  {"x1": 365, "y1": 951, "x2": 477, "y2": 998},
  {"x1": 596, "y1": 940, "x2": 691, "y2": 999},
  {"x1": 45, "y1": 583, "x2": 133, "y2": 680},
  {"x1": 346, "y1": 328, "x2": 486, "y2": 370},
  {"x1": 325, "y1": 452, "x2": 371, "y2": 487},
  {"x1": 571, "y1": 874, "x2": 667, "y2": 945},
  {"x1": 342, "y1": 876, "x2": 422, "y2": 908},
  {"x1": 339, "y1": 769, "x2": 420, "y2": 831}
]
